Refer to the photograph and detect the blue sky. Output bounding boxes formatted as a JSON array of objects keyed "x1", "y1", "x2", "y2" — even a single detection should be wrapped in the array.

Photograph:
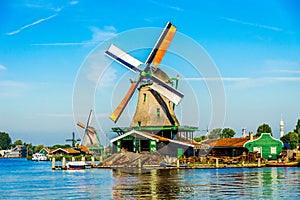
[{"x1": 1, "y1": 0, "x2": 300, "y2": 146}]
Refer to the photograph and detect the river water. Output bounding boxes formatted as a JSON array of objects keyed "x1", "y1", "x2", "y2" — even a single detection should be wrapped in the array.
[{"x1": 1, "y1": 158, "x2": 300, "y2": 199}]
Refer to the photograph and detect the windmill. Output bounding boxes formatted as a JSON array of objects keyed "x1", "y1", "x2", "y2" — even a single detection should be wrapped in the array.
[
  {"x1": 105, "y1": 22, "x2": 184, "y2": 127},
  {"x1": 65, "y1": 132, "x2": 81, "y2": 147},
  {"x1": 77, "y1": 109, "x2": 101, "y2": 147}
]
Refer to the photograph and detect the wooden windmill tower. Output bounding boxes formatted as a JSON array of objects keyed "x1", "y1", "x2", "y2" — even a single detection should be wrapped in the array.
[{"x1": 105, "y1": 22, "x2": 183, "y2": 132}]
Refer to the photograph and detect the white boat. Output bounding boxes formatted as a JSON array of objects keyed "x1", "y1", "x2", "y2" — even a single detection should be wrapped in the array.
[
  {"x1": 66, "y1": 161, "x2": 86, "y2": 170},
  {"x1": 32, "y1": 153, "x2": 48, "y2": 161}
]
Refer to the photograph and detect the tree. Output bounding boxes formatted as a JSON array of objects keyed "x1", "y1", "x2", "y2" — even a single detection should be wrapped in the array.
[
  {"x1": 52, "y1": 144, "x2": 71, "y2": 149},
  {"x1": 294, "y1": 119, "x2": 300, "y2": 134},
  {"x1": 26, "y1": 143, "x2": 34, "y2": 156},
  {"x1": 33, "y1": 144, "x2": 44, "y2": 154},
  {"x1": 194, "y1": 135, "x2": 207, "y2": 142},
  {"x1": 0, "y1": 132, "x2": 12, "y2": 150},
  {"x1": 256, "y1": 123, "x2": 272, "y2": 136},
  {"x1": 208, "y1": 128, "x2": 222, "y2": 139},
  {"x1": 220, "y1": 128, "x2": 236, "y2": 138},
  {"x1": 12, "y1": 139, "x2": 23, "y2": 148},
  {"x1": 281, "y1": 132, "x2": 299, "y2": 149}
]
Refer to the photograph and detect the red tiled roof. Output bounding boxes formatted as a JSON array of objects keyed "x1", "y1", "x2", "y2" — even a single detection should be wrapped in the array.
[
  {"x1": 78, "y1": 145, "x2": 89, "y2": 153},
  {"x1": 201, "y1": 138, "x2": 250, "y2": 147},
  {"x1": 43, "y1": 147, "x2": 53, "y2": 153},
  {"x1": 51, "y1": 148, "x2": 80, "y2": 154}
]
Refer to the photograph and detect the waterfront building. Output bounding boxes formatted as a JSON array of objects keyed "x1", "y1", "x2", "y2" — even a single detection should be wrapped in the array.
[
  {"x1": 243, "y1": 133, "x2": 283, "y2": 160},
  {"x1": 199, "y1": 132, "x2": 283, "y2": 160},
  {"x1": 110, "y1": 129, "x2": 200, "y2": 158},
  {"x1": 200, "y1": 137, "x2": 250, "y2": 157},
  {"x1": 3, "y1": 145, "x2": 27, "y2": 158},
  {"x1": 39, "y1": 145, "x2": 90, "y2": 157}
]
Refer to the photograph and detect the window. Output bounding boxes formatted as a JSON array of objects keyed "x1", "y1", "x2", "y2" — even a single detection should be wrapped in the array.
[
  {"x1": 143, "y1": 94, "x2": 146, "y2": 102},
  {"x1": 253, "y1": 147, "x2": 261, "y2": 153},
  {"x1": 271, "y1": 147, "x2": 276, "y2": 154},
  {"x1": 137, "y1": 121, "x2": 141, "y2": 127},
  {"x1": 157, "y1": 108, "x2": 160, "y2": 116}
]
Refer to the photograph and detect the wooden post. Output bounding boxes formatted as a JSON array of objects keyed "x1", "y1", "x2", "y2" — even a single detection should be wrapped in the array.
[
  {"x1": 62, "y1": 157, "x2": 67, "y2": 170},
  {"x1": 91, "y1": 156, "x2": 95, "y2": 167},
  {"x1": 100, "y1": 156, "x2": 103, "y2": 163},
  {"x1": 138, "y1": 158, "x2": 141, "y2": 168},
  {"x1": 177, "y1": 159, "x2": 180, "y2": 168},
  {"x1": 72, "y1": 157, "x2": 75, "y2": 162},
  {"x1": 216, "y1": 158, "x2": 219, "y2": 168},
  {"x1": 258, "y1": 158, "x2": 261, "y2": 167},
  {"x1": 52, "y1": 157, "x2": 56, "y2": 170}
]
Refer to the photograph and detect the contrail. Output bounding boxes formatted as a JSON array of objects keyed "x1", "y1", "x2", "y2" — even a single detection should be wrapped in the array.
[
  {"x1": 221, "y1": 17, "x2": 283, "y2": 32},
  {"x1": 7, "y1": 14, "x2": 58, "y2": 35}
]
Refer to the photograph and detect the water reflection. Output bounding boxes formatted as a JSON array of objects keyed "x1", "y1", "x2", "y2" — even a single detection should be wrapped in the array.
[
  {"x1": 2, "y1": 159, "x2": 300, "y2": 199},
  {"x1": 111, "y1": 167, "x2": 300, "y2": 199},
  {"x1": 112, "y1": 169, "x2": 194, "y2": 199}
]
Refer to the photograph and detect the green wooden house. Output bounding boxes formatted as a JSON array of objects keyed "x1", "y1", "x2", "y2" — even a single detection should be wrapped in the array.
[
  {"x1": 243, "y1": 133, "x2": 283, "y2": 160},
  {"x1": 110, "y1": 130, "x2": 198, "y2": 158}
]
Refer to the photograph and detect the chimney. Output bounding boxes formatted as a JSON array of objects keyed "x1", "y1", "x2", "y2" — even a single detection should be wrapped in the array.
[{"x1": 249, "y1": 132, "x2": 253, "y2": 140}]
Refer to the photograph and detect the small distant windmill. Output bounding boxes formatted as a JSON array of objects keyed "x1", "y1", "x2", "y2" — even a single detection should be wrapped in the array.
[
  {"x1": 65, "y1": 132, "x2": 81, "y2": 147},
  {"x1": 77, "y1": 109, "x2": 100, "y2": 147},
  {"x1": 105, "y1": 22, "x2": 184, "y2": 127}
]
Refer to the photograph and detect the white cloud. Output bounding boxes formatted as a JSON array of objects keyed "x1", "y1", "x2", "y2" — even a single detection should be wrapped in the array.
[
  {"x1": 69, "y1": 1, "x2": 79, "y2": 5},
  {"x1": 263, "y1": 77, "x2": 300, "y2": 81},
  {"x1": 264, "y1": 59, "x2": 299, "y2": 69},
  {"x1": 32, "y1": 42, "x2": 87, "y2": 46},
  {"x1": 0, "y1": 80, "x2": 28, "y2": 97},
  {"x1": 41, "y1": 112, "x2": 109, "y2": 118},
  {"x1": 0, "y1": 64, "x2": 7, "y2": 70},
  {"x1": 149, "y1": 0, "x2": 184, "y2": 11},
  {"x1": 41, "y1": 113, "x2": 73, "y2": 118},
  {"x1": 271, "y1": 69, "x2": 300, "y2": 74},
  {"x1": 182, "y1": 76, "x2": 300, "y2": 90},
  {"x1": 32, "y1": 26, "x2": 117, "y2": 46},
  {"x1": 89, "y1": 26, "x2": 117, "y2": 44},
  {"x1": 97, "y1": 67, "x2": 118, "y2": 88},
  {"x1": 7, "y1": 14, "x2": 58, "y2": 35},
  {"x1": 86, "y1": 52, "x2": 118, "y2": 88},
  {"x1": 182, "y1": 77, "x2": 249, "y2": 81},
  {"x1": 0, "y1": 80, "x2": 27, "y2": 87},
  {"x1": 221, "y1": 17, "x2": 283, "y2": 32}
]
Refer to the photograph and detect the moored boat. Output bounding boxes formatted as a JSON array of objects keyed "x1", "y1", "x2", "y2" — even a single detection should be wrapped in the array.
[
  {"x1": 160, "y1": 162, "x2": 189, "y2": 167},
  {"x1": 266, "y1": 161, "x2": 299, "y2": 167},
  {"x1": 66, "y1": 161, "x2": 86, "y2": 170},
  {"x1": 32, "y1": 153, "x2": 48, "y2": 161}
]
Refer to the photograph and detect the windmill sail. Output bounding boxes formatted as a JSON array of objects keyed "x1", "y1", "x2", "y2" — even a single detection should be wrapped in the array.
[
  {"x1": 146, "y1": 22, "x2": 177, "y2": 69},
  {"x1": 105, "y1": 44, "x2": 142, "y2": 73},
  {"x1": 109, "y1": 80, "x2": 140, "y2": 122},
  {"x1": 150, "y1": 81, "x2": 183, "y2": 105}
]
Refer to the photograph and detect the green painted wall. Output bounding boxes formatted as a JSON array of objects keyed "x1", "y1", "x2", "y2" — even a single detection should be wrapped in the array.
[
  {"x1": 117, "y1": 140, "x2": 121, "y2": 153},
  {"x1": 244, "y1": 133, "x2": 283, "y2": 160},
  {"x1": 177, "y1": 148, "x2": 183, "y2": 158}
]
